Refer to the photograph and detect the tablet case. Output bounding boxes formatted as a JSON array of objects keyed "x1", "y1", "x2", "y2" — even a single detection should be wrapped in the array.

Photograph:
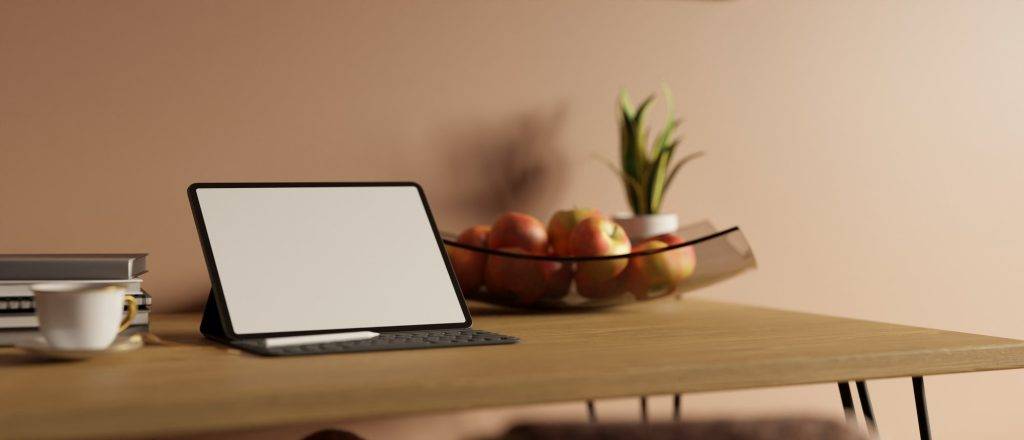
[
  {"x1": 199, "y1": 288, "x2": 231, "y2": 344},
  {"x1": 200, "y1": 287, "x2": 518, "y2": 357}
]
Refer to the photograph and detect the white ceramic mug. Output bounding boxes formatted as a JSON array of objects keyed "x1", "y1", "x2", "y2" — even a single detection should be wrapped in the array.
[{"x1": 30, "y1": 283, "x2": 138, "y2": 350}]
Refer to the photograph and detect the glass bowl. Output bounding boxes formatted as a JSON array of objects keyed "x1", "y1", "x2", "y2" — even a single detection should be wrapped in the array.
[{"x1": 442, "y1": 220, "x2": 756, "y2": 309}]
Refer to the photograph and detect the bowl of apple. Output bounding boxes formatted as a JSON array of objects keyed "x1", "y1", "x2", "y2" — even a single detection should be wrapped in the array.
[{"x1": 442, "y1": 209, "x2": 756, "y2": 309}]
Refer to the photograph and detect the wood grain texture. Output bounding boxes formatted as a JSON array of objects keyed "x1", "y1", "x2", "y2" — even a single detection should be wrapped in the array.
[{"x1": 4, "y1": 299, "x2": 1024, "y2": 439}]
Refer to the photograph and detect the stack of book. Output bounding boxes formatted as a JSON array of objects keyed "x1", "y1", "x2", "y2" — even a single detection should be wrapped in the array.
[{"x1": 0, "y1": 254, "x2": 152, "y2": 346}]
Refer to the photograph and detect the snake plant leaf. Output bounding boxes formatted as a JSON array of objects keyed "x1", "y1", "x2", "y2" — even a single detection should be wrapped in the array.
[
  {"x1": 620, "y1": 111, "x2": 634, "y2": 159},
  {"x1": 646, "y1": 141, "x2": 677, "y2": 213},
  {"x1": 633, "y1": 96, "x2": 654, "y2": 164},
  {"x1": 642, "y1": 127, "x2": 653, "y2": 155},
  {"x1": 652, "y1": 118, "x2": 681, "y2": 159},
  {"x1": 634, "y1": 95, "x2": 654, "y2": 121},
  {"x1": 621, "y1": 94, "x2": 653, "y2": 187},
  {"x1": 620, "y1": 90, "x2": 636, "y2": 119},
  {"x1": 620, "y1": 108, "x2": 641, "y2": 190},
  {"x1": 646, "y1": 125, "x2": 679, "y2": 214},
  {"x1": 619, "y1": 106, "x2": 636, "y2": 152}
]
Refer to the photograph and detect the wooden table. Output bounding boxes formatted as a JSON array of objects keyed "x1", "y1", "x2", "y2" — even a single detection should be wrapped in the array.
[{"x1": 4, "y1": 299, "x2": 1024, "y2": 440}]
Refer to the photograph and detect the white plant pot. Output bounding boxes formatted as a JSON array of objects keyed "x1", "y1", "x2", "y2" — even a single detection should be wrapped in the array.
[{"x1": 612, "y1": 213, "x2": 680, "y2": 242}]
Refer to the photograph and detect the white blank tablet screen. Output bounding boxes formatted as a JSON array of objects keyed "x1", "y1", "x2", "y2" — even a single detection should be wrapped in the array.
[{"x1": 195, "y1": 185, "x2": 468, "y2": 335}]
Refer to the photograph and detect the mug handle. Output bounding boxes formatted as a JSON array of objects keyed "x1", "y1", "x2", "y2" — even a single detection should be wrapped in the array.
[{"x1": 119, "y1": 295, "x2": 139, "y2": 332}]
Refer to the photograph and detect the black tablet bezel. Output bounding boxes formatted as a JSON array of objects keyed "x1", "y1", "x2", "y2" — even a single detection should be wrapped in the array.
[{"x1": 187, "y1": 181, "x2": 473, "y2": 339}]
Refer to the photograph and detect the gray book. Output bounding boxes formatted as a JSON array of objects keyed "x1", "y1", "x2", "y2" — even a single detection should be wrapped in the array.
[
  {"x1": 0, "y1": 289, "x2": 152, "y2": 314},
  {"x1": 0, "y1": 278, "x2": 143, "y2": 296},
  {"x1": 0, "y1": 254, "x2": 147, "y2": 280}
]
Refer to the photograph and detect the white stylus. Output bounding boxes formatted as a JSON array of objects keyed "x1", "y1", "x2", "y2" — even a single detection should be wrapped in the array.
[{"x1": 260, "y1": 331, "x2": 380, "y2": 348}]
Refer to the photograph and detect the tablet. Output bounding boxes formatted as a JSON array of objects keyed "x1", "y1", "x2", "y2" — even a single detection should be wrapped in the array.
[{"x1": 188, "y1": 182, "x2": 471, "y2": 339}]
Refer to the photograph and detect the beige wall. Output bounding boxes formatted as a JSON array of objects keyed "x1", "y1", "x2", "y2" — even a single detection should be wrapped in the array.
[{"x1": 4, "y1": 0, "x2": 1024, "y2": 438}]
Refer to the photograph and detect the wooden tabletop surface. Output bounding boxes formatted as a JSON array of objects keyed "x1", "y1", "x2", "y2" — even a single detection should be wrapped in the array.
[{"x1": 4, "y1": 299, "x2": 1024, "y2": 439}]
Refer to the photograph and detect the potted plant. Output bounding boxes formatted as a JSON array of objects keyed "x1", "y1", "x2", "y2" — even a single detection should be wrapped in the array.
[{"x1": 604, "y1": 87, "x2": 703, "y2": 240}]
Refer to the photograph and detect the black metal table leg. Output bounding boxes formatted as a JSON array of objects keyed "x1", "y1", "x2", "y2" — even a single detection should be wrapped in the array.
[
  {"x1": 587, "y1": 400, "x2": 597, "y2": 423},
  {"x1": 913, "y1": 376, "x2": 932, "y2": 440},
  {"x1": 856, "y1": 381, "x2": 878, "y2": 437},
  {"x1": 673, "y1": 393, "x2": 682, "y2": 421},
  {"x1": 640, "y1": 395, "x2": 648, "y2": 423},
  {"x1": 838, "y1": 382, "x2": 857, "y2": 423}
]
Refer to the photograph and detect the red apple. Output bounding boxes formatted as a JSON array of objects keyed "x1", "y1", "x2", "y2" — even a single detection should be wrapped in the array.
[
  {"x1": 446, "y1": 225, "x2": 490, "y2": 295},
  {"x1": 488, "y1": 212, "x2": 548, "y2": 254},
  {"x1": 484, "y1": 248, "x2": 568, "y2": 305},
  {"x1": 541, "y1": 257, "x2": 574, "y2": 299},
  {"x1": 547, "y1": 208, "x2": 602, "y2": 256},
  {"x1": 624, "y1": 234, "x2": 697, "y2": 299},
  {"x1": 651, "y1": 234, "x2": 697, "y2": 280},
  {"x1": 569, "y1": 216, "x2": 631, "y2": 287}
]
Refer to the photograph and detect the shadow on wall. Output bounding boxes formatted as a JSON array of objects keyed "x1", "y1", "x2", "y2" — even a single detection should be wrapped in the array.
[
  {"x1": 175, "y1": 108, "x2": 571, "y2": 312},
  {"x1": 435, "y1": 106, "x2": 571, "y2": 227}
]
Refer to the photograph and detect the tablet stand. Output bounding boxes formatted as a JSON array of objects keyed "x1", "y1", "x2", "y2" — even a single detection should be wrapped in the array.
[{"x1": 199, "y1": 288, "x2": 231, "y2": 343}]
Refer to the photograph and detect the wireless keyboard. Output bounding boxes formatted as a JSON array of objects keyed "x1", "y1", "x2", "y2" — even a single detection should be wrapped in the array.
[{"x1": 233, "y1": 329, "x2": 518, "y2": 356}]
